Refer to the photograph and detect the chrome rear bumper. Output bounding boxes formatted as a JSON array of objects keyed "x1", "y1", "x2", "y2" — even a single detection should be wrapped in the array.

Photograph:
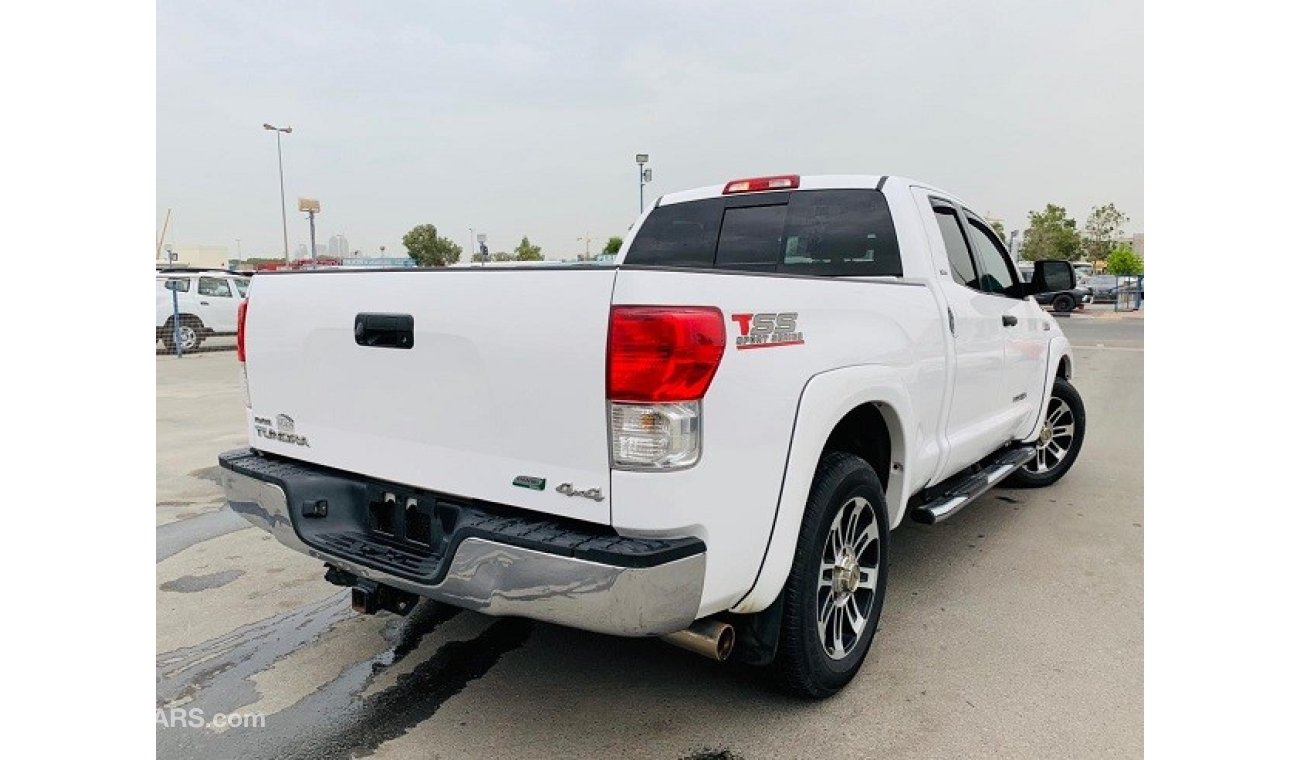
[{"x1": 219, "y1": 460, "x2": 706, "y2": 636}]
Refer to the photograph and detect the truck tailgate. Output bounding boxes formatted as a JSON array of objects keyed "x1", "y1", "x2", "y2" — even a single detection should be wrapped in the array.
[{"x1": 243, "y1": 268, "x2": 617, "y2": 525}]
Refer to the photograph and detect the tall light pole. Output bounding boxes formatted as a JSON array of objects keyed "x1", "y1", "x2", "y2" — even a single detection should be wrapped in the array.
[
  {"x1": 263, "y1": 123, "x2": 293, "y2": 263},
  {"x1": 636, "y1": 153, "x2": 651, "y2": 213}
]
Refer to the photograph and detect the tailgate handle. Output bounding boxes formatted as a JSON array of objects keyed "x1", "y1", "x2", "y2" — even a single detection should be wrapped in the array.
[{"x1": 354, "y1": 313, "x2": 414, "y2": 349}]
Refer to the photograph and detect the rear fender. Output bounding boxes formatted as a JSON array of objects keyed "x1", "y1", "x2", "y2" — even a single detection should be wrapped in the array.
[{"x1": 730, "y1": 364, "x2": 917, "y2": 614}]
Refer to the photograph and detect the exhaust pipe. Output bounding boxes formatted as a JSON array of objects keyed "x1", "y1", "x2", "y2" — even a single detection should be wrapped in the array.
[{"x1": 659, "y1": 619, "x2": 735, "y2": 662}]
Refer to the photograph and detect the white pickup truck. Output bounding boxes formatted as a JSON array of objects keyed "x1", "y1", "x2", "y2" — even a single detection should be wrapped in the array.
[{"x1": 218, "y1": 174, "x2": 1085, "y2": 697}]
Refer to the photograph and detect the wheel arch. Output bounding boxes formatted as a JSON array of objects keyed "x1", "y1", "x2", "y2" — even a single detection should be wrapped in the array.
[
  {"x1": 163, "y1": 312, "x2": 205, "y2": 328},
  {"x1": 1056, "y1": 353, "x2": 1072, "y2": 380},
  {"x1": 730, "y1": 364, "x2": 917, "y2": 614}
]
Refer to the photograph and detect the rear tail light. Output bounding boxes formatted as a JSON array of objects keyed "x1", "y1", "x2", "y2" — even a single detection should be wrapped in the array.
[
  {"x1": 236, "y1": 299, "x2": 249, "y2": 362},
  {"x1": 722, "y1": 174, "x2": 800, "y2": 194},
  {"x1": 236, "y1": 299, "x2": 250, "y2": 408},
  {"x1": 607, "y1": 306, "x2": 724, "y2": 470}
]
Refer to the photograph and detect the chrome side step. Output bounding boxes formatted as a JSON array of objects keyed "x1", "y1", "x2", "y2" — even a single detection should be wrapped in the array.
[{"x1": 912, "y1": 445, "x2": 1036, "y2": 525}]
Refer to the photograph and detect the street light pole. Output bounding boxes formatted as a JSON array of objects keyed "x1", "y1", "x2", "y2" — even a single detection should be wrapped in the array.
[
  {"x1": 263, "y1": 123, "x2": 293, "y2": 263},
  {"x1": 635, "y1": 153, "x2": 650, "y2": 213}
]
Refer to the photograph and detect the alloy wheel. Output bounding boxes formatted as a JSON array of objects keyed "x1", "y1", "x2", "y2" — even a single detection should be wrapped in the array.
[
  {"x1": 817, "y1": 495, "x2": 881, "y2": 660},
  {"x1": 1027, "y1": 396, "x2": 1075, "y2": 473}
]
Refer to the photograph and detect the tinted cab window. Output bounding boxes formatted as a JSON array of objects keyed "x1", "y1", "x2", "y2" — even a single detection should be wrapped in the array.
[
  {"x1": 963, "y1": 216, "x2": 1018, "y2": 296},
  {"x1": 626, "y1": 189, "x2": 902, "y2": 277}
]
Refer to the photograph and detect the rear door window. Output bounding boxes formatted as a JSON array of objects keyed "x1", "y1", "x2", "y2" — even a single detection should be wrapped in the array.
[
  {"x1": 625, "y1": 189, "x2": 902, "y2": 277},
  {"x1": 931, "y1": 205, "x2": 979, "y2": 288},
  {"x1": 199, "y1": 277, "x2": 232, "y2": 297}
]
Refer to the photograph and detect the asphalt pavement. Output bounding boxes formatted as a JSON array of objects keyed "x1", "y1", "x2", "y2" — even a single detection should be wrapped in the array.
[{"x1": 156, "y1": 317, "x2": 1143, "y2": 759}]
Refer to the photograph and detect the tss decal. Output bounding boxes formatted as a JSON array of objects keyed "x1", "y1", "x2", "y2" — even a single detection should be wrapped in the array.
[{"x1": 731, "y1": 312, "x2": 805, "y2": 350}]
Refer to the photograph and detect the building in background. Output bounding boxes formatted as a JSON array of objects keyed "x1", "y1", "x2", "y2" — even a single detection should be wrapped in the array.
[
  {"x1": 156, "y1": 244, "x2": 230, "y2": 270},
  {"x1": 327, "y1": 234, "x2": 350, "y2": 258},
  {"x1": 341, "y1": 256, "x2": 417, "y2": 268},
  {"x1": 1128, "y1": 232, "x2": 1144, "y2": 259}
]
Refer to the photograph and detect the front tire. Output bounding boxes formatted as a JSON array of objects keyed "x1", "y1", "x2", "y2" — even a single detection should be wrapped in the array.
[
  {"x1": 1008, "y1": 377, "x2": 1086, "y2": 487},
  {"x1": 770, "y1": 452, "x2": 889, "y2": 698},
  {"x1": 1052, "y1": 294, "x2": 1075, "y2": 313}
]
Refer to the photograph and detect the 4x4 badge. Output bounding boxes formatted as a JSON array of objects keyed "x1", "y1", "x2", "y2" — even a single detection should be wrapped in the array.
[{"x1": 556, "y1": 483, "x2": 605, "y2": 502}]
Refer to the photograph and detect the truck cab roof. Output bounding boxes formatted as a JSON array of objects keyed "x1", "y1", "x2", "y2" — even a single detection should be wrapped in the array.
[{"x1": 656, "y1": 174, "x2": 968, "y2": 209}]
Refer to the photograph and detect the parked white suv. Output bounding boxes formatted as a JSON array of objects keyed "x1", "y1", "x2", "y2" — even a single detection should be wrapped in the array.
[
  {"x1": 218, "y1": 174, "x2": 1085, "y2": 697},
  {"x1": 156, "y1": 271, "x2": 249, "y2": 351}
]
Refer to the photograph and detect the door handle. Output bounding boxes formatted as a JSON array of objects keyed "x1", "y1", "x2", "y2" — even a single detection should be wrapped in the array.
[
  {"x1": 1001, "y1": 314, "x2": 1018, "y2": 327},
  {"x1": 200, "y1": 301, "x2": 210, "y2": 306}
]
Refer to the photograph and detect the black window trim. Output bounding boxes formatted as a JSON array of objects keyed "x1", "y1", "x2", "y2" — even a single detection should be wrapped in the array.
[{"x1": 928, "y1": 196, "x2": 982, "y2": 294}]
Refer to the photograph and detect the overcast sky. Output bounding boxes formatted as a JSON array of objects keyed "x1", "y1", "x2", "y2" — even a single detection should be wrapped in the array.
[{"x1": 157, "y1": 0, "x2": 1142, "y2": 261}]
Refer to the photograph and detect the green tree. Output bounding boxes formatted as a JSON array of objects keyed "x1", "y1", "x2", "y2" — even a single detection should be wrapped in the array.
[
  {"x1": 602, "y1": 236, "x2": 623, "y2": 255},
  {"x1": 490, "y1": 251, "x2": 515, "y2": 262},
  {"x1": 402, "y1": 224, "x2": 462, "y2": 267},
  {"x1": 1083, "y1": 203, "x2": 1129, "y2": 262},
  {"x1": 1106, "y1": 243, "x2": 1144, "y2": 276},
  {"x1": 1021, "y1": 204, "x2": 1082, "y2": 262},
  {"x1": 514, "y1": 235, "x2": 544, "y2": 261},
  {"x1": 989, "y1": 219, "x2": 1006, "y2": 243}
]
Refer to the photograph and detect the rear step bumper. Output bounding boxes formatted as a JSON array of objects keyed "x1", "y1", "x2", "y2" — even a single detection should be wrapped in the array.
[
  {"x1": 912, "y1": 445, "x2": 1036, "y2": 524},
  {"x1": 217, "y1": 448, "x2": 706, "y2": 636}
]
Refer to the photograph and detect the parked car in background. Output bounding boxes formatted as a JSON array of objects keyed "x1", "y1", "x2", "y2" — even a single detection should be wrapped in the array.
[
  {"x1": 1020, "y1": 266, "x2": 1091, "y2": 313},
  {"x1": 1084, "y1": 274, "x2": 1120, "y2": 303},
  {"x1": 156, "y1": 270, "x2": 250, "y2": 351}
]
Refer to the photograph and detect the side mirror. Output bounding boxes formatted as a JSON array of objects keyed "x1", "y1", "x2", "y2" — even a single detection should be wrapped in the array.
[{"x1": 1029, "y1": 260, "x2": 1076, "y2": 294}]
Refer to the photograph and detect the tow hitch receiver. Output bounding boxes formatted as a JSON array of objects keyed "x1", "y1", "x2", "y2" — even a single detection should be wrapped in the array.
[{"x1": 325, "y1": 566, "x2": 418, "y2": 616}]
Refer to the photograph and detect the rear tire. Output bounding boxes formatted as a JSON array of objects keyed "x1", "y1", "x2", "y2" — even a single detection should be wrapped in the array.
[
  {"x1": 1052, "y1": 294, "x2": 1074, "y2": 313},
  {"x1": 1008, "y1": 377, "x2": 1086, "y2": 487},
  {"x1": 161, "y1": 317, "x2": 204, "y2": 352},
  {"x1": 770, "y1": 452, "x2": 889, "y2": 698}
]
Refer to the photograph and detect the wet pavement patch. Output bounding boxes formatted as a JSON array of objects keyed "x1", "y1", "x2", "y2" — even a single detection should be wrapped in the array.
[
  {"x1": 682, "y1": 749, "x2": 744, "y2": 760},
  {"x1": 157, "y1": 592, "x2": 352, "y2": 711},
  {"x1": 157, "y1": 597, "x2": 531, "y2": 760},
  {"x1": 188, "y1": 465, "x2": 226, "y2": 484},
  {"x1": 161, "y1": 569, "x2": 245, "y2": 593},
  {"x1": 156, "y1": 508, "x2": 250, "y2": 562}
]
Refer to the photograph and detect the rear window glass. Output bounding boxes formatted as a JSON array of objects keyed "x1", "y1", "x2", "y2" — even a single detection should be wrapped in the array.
[
  {"x1": 623, "y1": 197, "x2": 722, "y2": 268},
  {"x1": 716, "y1": 204, "x2": 785, "y2": 270},
  {"x1": 625, "y1": 189, "x2": 902, "y2": 277}
]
